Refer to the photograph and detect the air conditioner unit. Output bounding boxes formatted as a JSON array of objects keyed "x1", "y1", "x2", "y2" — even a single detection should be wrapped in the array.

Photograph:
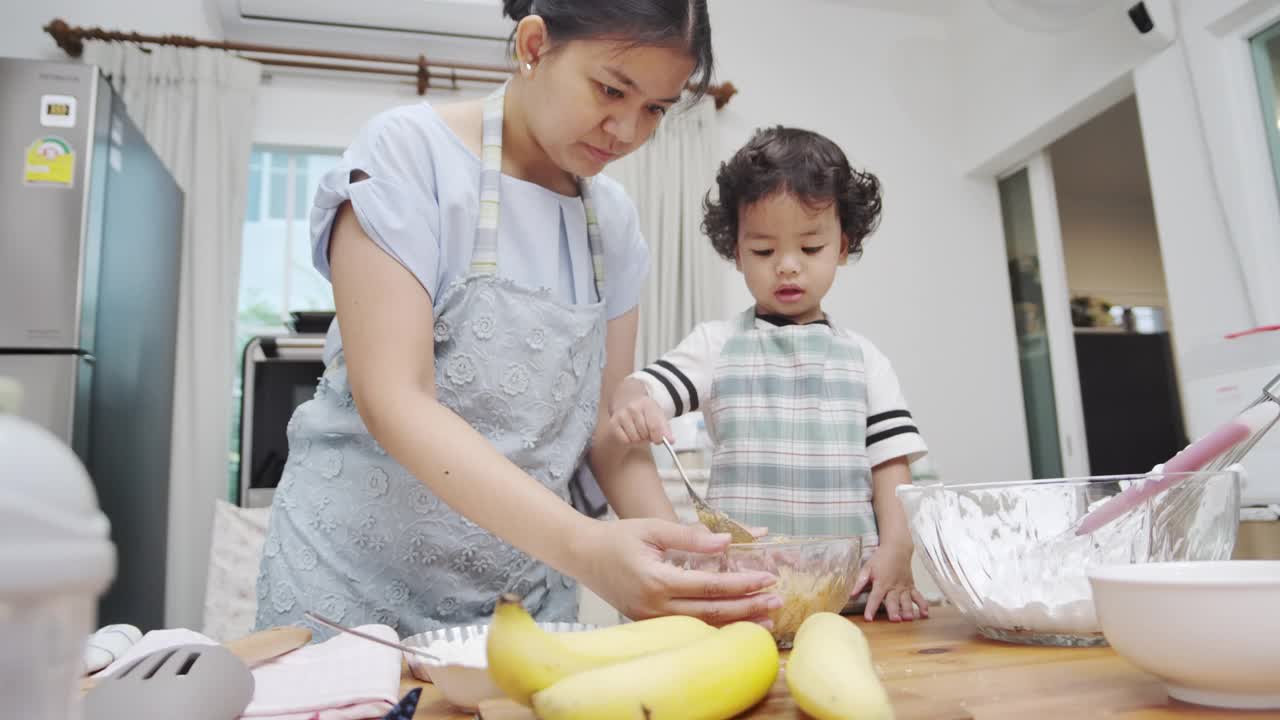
[{"x1": 216, "y1": 0, "x2": 516, "y2": 68}]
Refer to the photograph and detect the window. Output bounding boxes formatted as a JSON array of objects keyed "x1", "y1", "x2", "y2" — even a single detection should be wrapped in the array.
[
  {"x1": 1252, "y1": 20, "x2": 1280, "y2": 205},
  {"x1": 239, "y1": 149, "x2": 342, "y2": 337},
  {"x1": 228, "y1": 147, "x2": 342, "y2": 498}
]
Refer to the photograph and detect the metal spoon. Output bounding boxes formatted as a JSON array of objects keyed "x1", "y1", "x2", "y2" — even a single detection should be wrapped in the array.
[
  {"x1": 660, "y1": 437, "x2": 755, "y2": 544},
  {"x1": 304, "y1": 611, "x2": 440, "y2": 661}
]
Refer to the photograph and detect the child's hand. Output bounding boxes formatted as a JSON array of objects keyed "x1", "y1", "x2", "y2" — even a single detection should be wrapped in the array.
[
  {"x1": 849, "y1": 540, "x2": 929, "y2": 622},
  {"x1": 608, "y1": 394, "x2": 673, "y2": 446}
]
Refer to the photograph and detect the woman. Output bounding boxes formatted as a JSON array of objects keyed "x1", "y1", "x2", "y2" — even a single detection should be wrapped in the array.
[{"x1": 256, "y1": 0, "x2": 781, "y2": 638}]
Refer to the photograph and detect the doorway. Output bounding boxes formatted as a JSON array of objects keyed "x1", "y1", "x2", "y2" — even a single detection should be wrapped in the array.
[{"x1": 999, "y1": 94, "x2": 1187, "y2": 479}]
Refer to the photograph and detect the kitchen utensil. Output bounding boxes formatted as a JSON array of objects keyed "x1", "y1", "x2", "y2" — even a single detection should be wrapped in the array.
[
  {"x1": 664, "y1": 535, "x2": 862, "y2": 647},
  {"x1": 80, "y1": 625, "x2": 312, "y2": 693},
  {"x1": 898, "y1": 469, "x2": 1240, "y2": 646},
  {"x1": 661, "y1": 437, "x2": 754, "y2": 543},
  {"x1": 1075, "y1": 371, "x2": 1280, "y2": 536},
  {"x1": 1088, "y1": 560, "x2": 1280, "y2": 709},
  {"x1": 304, "y1": 610, "x2": 440, "y2": 661},
  {"x1": 84, "y1": 643, "x2": 254, "y2": 720}
]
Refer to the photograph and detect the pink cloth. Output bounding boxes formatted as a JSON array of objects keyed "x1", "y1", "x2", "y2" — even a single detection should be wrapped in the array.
[{"x1": 93, "y1": 625, "x2": 402, "y2": 720}]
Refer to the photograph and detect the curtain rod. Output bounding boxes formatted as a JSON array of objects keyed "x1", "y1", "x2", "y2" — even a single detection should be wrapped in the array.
[{"x1": 43, "y1": 19, "x2": 738, "y2": 108}]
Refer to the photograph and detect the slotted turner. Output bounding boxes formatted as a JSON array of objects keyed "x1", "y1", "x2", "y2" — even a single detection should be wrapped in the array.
[{"x1": 84, "y1": 643, "x2": 255, "y2": 720}]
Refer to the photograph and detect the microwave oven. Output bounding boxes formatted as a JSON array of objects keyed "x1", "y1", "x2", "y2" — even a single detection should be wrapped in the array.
[{"x1": 238, "y1": 335, "x2": 325, "y2": 508}]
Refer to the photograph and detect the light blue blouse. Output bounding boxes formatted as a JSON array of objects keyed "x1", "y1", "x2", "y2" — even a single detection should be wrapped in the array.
[{"x1": 310, "y1": 101, "x2": 650, "y2": 362}]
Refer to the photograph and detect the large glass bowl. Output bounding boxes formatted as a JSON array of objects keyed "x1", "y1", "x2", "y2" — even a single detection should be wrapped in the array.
[
  {"x1": 664, "y1": 535, "x2": 861, "y2": 647},
  {"x1": 898, "y1": 470, "x2": 1240, "y2": 647}
]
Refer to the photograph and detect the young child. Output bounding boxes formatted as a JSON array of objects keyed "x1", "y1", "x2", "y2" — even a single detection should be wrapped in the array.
[{"x1": 609, "y1": 126, "x2": 930, "y2": 622}]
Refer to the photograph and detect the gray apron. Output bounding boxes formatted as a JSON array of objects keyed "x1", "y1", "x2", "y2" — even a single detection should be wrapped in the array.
[{"x1": 255, "y1": 83, "x2": 609, "y2": 638}]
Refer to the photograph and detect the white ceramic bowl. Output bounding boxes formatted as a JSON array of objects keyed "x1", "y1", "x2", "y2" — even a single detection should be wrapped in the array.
[
  {"x1": 1087, "y1": 561, "x2": 1280, "y2": 709},
  {"x1": 401, "y1": 621, "x2": 595, "y2": 711}
]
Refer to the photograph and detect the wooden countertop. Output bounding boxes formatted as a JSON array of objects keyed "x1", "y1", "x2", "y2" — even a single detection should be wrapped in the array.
[{"x1": 400, "y1": 607, "x2": 1280, "y2": 719}]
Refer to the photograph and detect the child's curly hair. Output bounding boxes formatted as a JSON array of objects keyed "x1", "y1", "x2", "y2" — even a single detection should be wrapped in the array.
[{"x1": 702, "y1": 126, "x2": 882, "y2": 262}]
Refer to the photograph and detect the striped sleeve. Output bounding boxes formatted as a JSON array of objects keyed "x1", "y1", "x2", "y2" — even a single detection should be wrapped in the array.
[
  {"x1": 856, "y1": 332, "x2": 928, "y2": 467},
  {"x1": 628, "y1": 321, "x2": 729, "y2": 419}
]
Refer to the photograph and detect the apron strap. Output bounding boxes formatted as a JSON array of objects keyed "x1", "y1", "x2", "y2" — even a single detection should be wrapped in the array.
[
  {"x1": 470, "y1": 83, "x2": 606, "y2": 300},
  {"x1": 470, "y1": 88, "x2": 504, "y2": 276}
]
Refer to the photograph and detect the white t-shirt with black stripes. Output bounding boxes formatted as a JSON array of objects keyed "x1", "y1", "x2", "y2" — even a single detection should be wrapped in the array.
[{"x1": 631, "y1": 314, "x2": 928, "y2": 469}]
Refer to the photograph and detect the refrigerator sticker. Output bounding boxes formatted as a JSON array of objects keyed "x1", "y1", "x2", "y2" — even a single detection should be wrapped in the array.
[
  {"x1": 22, "y1": 136, "x2": 76, "y2": 188},
  {"x1": 40, "y1": 94, "x2": 77, "y2": 128}
]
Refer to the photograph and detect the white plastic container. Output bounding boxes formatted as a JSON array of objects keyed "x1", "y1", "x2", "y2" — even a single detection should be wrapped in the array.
[{"x1": 0, "y1": 377, "x2": 116, "y2": 720}]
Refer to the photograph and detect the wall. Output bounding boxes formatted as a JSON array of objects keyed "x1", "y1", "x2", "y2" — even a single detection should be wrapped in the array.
[
  {"x1": 945, "y1": 0, "x2": 1167, "y2": 177},
  {"x1": 945, "y1": 0, "x2": 1280, "y2": 348},
  {"x1": 1057, "y1": 194, "x2": 1167, "y2": 309},
  {"x1": 707, "y1": 0, "x2": 1035, "y2": 485},
  {"x1": 1134, "y1": 0, "x2": 1280, "y2": 351},
  {"x1": 1050, "y1": 98, "x2": 1168, "y2": 311},
  {"x1": 253, "y1": 71, "x2": 486, "y2": 150}
]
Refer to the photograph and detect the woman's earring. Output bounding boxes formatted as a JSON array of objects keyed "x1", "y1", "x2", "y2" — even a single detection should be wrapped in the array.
[{"x1": 525, "y1": 62, "x2": 533, "y2": 72}]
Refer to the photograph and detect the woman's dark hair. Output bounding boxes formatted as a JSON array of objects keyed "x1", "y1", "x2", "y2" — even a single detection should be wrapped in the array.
[
  {"x1": 502, "y1": 0, "x2": 714, "y2": 99},
  {"x1": 702, "y1": 126, "x2": 883, "y2": 262}
]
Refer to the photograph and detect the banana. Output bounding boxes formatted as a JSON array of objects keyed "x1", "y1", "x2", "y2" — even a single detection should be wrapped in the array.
[
  {"x1": 531, "y1": 621, "x2": 780, "y2": 720},
  {"x1": 557, "y1": 614, "x2": 716, "y2": 660},
  {"x1": 484, "y1": 595, "x2": 715, "y2": 706},
  {"x1": 785, "y1": 612, "x2": 894, "y2": 720}
]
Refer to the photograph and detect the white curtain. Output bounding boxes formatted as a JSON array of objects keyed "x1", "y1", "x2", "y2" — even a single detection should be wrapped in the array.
[
  {"x1": 606, "y1": 96, "x2": 725, "y2": 367},
  {"x1": 83, "y1": 43, "x2": 260, "y2": 630}
]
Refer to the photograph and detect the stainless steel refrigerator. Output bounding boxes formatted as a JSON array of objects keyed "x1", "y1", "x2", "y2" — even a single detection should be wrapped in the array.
[{"x1": 0, "y1": 57, "x2": 183, "y2": 630}]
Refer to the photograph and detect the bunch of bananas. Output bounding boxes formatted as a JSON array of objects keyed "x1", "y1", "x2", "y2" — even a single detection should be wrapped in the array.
[{"x1": 485, "y1": 596, "x2": 894, "y2": 720}]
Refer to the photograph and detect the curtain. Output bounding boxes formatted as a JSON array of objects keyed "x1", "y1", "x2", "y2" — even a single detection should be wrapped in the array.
[{"x1": 606, "y1": 96, "x2": 725, "y2": 367}]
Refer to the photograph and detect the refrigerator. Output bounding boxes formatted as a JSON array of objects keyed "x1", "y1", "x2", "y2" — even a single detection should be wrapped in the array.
[{"x1": 0, "y1": 57, "x2": 183, "y2": 631}]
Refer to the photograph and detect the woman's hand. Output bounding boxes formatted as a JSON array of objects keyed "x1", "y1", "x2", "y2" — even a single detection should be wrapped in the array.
[{"x1": 572, "y1": 518, "x2": 781, "y2": 627}]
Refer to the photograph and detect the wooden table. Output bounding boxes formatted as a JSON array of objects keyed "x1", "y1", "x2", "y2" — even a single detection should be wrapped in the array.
[{"x1": 400, "y1": 607, "x2": 1280, "y2": 719}]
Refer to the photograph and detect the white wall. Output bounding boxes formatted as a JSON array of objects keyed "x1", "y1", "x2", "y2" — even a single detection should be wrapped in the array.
[
  {"x1": 945, "y1": 0, "x2": 1167, "y2": 177},
  {"x1": 1057, "y1": 194, "x2": 1168, "y2": 309},
  {"x1": 1135, "y1": 0, "x2": 1280, "y2": 351},
  {"x1": 1049, "y1": 96, "x2": 1169, "y2": 313},
  {"x1": 945, "y1": 0, "x2": 1280, "y2": 347},
  {"x1": 708, "y1": 0, "x2": 1034, "y2": 485},
  {"x1": 254, "y1": 71, "x2": 487, "y2": 150}
]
